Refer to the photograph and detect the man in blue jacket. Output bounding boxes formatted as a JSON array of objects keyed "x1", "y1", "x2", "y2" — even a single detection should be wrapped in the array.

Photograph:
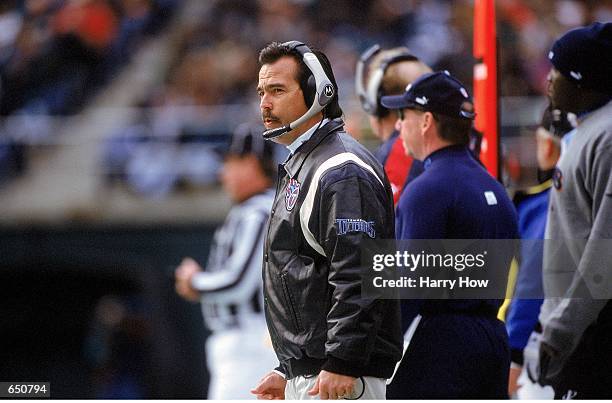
[
  {"x1": 381, "y1": 71, "x2": 519, "y2": 398},
  {"x1": 506, "y1": 106, "x2": 574, "y2": 398}
]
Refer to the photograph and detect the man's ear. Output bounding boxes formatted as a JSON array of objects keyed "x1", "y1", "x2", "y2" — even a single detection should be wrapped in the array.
[
  {"x1": 421, "y1": 111, "x2": 435, "y2": 135},
  {"x1": 374, "y1": 116, "x2": 384, "y2": 136}
]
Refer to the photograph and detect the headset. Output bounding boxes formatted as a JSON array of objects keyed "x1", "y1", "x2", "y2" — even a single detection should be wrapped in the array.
[
  {"x1": 262, "y1": 41, "x2": 335, "y2": 140},
  {"x1": 355, "y1": 44, "x2": 419, "y2": 118}
]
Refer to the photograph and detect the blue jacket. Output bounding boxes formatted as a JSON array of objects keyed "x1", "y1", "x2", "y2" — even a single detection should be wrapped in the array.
[
  {"x1": 396, "y1": 145, "x2": 518, "y2": 329},
  {"x1": 506, "y1": 182, "x2": 550, "y2": 364}
]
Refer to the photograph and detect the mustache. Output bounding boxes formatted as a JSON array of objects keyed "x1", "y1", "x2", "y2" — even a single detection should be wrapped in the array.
[{"x1": 262, "y1": 111, "x2": 280, "y2": 122}]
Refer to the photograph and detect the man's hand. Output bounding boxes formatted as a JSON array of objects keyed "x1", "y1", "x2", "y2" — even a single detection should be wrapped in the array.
[
  {"x1": 508, "y1": 365, "x2": 522, "y2": 397},
  {"x1": 251, "y1": 371, "x2": 286, "y2": 400},
  {"x1": 175, "y1": 257, "x2": 201, "y2": 302},
  {"x1": 308, "y1": 370, "x2": 356, "y2": 400}
]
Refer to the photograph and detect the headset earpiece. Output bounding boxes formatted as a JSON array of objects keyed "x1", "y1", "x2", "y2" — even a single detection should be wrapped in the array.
[
  {"x1": 304, "y1": 74, "x2": 316, "y2": 107},
  {"x1": 356, "y1": 45, "x2": 419, "y2": 118}
]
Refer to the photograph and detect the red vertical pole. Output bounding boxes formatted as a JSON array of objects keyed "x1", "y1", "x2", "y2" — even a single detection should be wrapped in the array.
[{"x1": 473, "y1": 0, "x2": 499, "y2": 179}]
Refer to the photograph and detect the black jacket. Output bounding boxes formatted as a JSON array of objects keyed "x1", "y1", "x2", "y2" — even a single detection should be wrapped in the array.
[{"x1": 263, "y1": 119, "x2": 402, "y2": 380}]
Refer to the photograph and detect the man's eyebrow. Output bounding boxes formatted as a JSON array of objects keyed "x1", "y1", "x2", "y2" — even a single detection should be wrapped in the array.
[{"x1": 257, "y1": 82, "x2": 288, "y2": 92}]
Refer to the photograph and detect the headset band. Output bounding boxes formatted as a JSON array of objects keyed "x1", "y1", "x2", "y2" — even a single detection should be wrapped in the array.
[{"x1": 356, "y1": 44, "x2": 419, "y2": 117}]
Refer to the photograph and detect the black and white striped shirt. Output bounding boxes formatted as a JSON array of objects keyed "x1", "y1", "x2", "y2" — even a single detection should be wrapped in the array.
[{"x1": 192, "y1": 189, "x2": 273, "y2": 331}]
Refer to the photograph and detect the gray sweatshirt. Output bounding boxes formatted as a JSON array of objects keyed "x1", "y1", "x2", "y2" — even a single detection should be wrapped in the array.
[{"x1": 539, "y1": 100, "x2": 612, "y2": 374}]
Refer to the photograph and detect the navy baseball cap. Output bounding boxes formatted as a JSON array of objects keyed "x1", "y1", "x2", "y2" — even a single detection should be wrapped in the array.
[
  {"x1": 228, "y1": 122, "x2": 275, "y2": 163},
  {"x1": 549, "y1": 22, "x2": 612, "y2": 95},
  {"x1": 380, "y1": 71, "x2": 476, "y2": 120}
]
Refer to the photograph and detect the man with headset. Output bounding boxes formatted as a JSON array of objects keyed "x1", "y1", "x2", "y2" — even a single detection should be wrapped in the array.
[
  {"x1": 355, "y1": 45, "x2": 431, "y2": 205},
  {"x1": 250, "y1": 41, "x2": 401, "y2": 400}
]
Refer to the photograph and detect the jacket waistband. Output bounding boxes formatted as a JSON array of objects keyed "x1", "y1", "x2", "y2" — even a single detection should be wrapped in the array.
[
  {"x1": 282, "y1": 354, "x2": 398, "y2": 380},
  {"x1": 420, "y1": 303, "x2": 499, "y2": 317},
  {"x1": 283, "y1": 357, "x2": 326, "y2": 379}
]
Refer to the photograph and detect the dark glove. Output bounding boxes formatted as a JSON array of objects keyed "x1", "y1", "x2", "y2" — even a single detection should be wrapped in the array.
[{"x1": 527, "y1": 341, "x2": 558, "y2": 386}]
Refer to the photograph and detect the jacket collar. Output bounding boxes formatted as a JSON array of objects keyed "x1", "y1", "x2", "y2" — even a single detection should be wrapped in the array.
[
  {"x1": 286, "y1": 118, "x2": 330, "y2": 155},
  {"x1": 283, "y1": 118, "x2": 345, "y2": 178},
  {"x1": 422, "y1": 144, "x2": 469, "y2": 170}
]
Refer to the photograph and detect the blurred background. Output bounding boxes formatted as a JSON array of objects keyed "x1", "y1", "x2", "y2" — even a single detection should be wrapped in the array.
[{"x1": 0, "y1": 0, "x2": 610, "y2": 398}]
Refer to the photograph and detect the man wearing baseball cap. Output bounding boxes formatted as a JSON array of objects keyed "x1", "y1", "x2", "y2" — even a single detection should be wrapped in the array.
[
  {"x1": 536, "y1": 22, "x2": 612, "y2": 399},
  {"x1": 381, "y1": 71, "x2": 519, "y2": 398}
]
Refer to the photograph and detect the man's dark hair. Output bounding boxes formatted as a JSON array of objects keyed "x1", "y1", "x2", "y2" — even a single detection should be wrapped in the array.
[
  {"x1": 258, "y1": 42, "x2": 343, "y2": 119},
  {"x1": 431, "y1": 113, "x2": 472, "y2": 145},
  {"x1": 229, "y1": 122, "x2": 277, "y2": 180}
]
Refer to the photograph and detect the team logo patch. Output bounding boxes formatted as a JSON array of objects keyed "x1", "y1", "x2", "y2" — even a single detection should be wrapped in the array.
[
  {"x1": 335, "y1": 219, "x2": 376, "y2": 238},
  {"x1": 569, "y1": 71, "x2": 582, "y2": 81},
  {"x1": 553, "y1": 167, "x2": 563, "y2": 190},
  {"x1": 484, "y1": 191, "x2": 498, "y2": 206},
  {"x1": 415, "y1": 96, "x2": 428, "y2": 105},
  {"x1": 562, "y1": 390, "x2": 578, "y2": 400},
  {"x1": 285, "y1": 178, "x2": 301, "y2": 211}
]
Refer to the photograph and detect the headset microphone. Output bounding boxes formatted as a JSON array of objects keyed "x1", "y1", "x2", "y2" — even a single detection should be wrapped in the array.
[
  {"x1": 262, "y1": 41, "x2": 335, "y2": 140},
  {"x1": 262, "y1": 125, "x2": 292, "y2": 139}
]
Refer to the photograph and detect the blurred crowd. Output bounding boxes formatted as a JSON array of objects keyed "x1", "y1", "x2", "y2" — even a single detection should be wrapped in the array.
[
  {"x1": 153, "y1": 0, "x2": 611, "y2": 106},
  {"x1": 0, "y1": 0, "x2": 610, "y2": 194},
  {"x1": 0, "y1": 0, "x2": 180, "y2": 116},
  {"x1": 0, "y1": 0, "x2": 180, "y2": 186}
]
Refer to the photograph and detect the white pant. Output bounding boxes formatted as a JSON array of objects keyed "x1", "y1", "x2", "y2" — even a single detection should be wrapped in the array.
[
  {"x1": 205, "y1": 315, "x2": 277, "y2": 399},
  {"x1": 285, "y1": 375, "x2": 386, "y2": 400}
]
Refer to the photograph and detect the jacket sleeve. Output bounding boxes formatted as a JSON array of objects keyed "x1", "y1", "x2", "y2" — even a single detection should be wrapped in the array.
[
  {"x1": 309, "y1": 163, "x2": 395, "y2": 376},
  {"x1": 507, "y1": 217, "x2": 546, "y2": 364},
  {"x1": 506, "y1": 298, "x2": 543, "y2": 364},
  {"x1": 542, "y1": 142, "x2": 612, "y2": 363}
]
